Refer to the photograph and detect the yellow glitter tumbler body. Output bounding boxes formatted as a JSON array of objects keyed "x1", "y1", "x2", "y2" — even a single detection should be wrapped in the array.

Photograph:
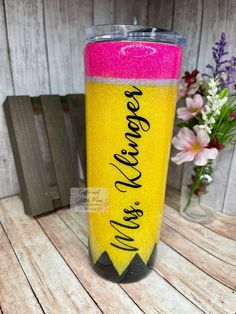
[{"x1": 84, "y1": 25, "x2": 185, "y2": 282}]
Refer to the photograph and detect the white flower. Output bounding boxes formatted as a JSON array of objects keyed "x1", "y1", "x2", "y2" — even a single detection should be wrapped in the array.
[
  {"x1": 207, "y1": 95, "x2": 212, "y2": 102},
  {"x1": 209, "y1": 87, "x2": 218, "y2": 96},
  {"x1": 205, "y1": 125, "x2": 212, "y2": 134},
  {"x1": 209, "y1": 117, "x2": 215, "y2": 124},
  {"x1": 208, "y1": 78, "x2": 219, "y2": 89},
  {"x1": 201, "y1": 78, "x2": 228, "y2": 134},
  {"x1": 199, "y1": 124, "x2": 212, "y2": 134},
  {"x1": 221, "y1": 72, "x2": 228, "y2": 81},
  {"x1": 203, "y1": 174, "x2": 213, "y2": 184},
  {"x1": 219, "y1": 97, "x2": 228, "y2": 106}
]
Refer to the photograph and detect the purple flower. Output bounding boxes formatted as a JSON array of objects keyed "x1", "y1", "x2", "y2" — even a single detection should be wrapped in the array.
[
  {"x1": 224, "y1": 57, "x2": 236, "y2": 87},
  {"x1": 206, "y1": 32, "x2": 236, "y2": 89}
]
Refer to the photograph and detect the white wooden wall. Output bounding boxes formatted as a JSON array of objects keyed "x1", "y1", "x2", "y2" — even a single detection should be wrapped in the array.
[{"x1": 0, "y1": 0, "x2": 235, "y2": 214}]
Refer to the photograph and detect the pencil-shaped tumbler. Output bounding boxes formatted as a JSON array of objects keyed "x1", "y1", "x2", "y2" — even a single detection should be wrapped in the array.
[{"x1": 84, "y1": 25, "x2": 185, "y2": 282}]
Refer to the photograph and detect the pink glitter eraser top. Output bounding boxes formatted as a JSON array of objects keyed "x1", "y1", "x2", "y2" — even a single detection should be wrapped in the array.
[{"x1": 85, "y1": 41, "x2": 182, "y2": 80}]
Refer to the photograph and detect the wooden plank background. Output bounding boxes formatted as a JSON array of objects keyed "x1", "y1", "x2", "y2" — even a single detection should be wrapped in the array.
[
  {"x1": 4, "y1": 96, "x2": 54, "y2": 215},
  {"x1": 0, "y1": 0, "x2": 235, "y2": 214}
]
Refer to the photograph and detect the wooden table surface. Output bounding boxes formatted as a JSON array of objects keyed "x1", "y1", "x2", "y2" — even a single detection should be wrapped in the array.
[{"x1": 0, "y1": 188, "x2": 235, "y2": 314}]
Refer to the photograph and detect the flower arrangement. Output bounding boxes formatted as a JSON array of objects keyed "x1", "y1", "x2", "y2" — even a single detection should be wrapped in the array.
[{"x1": 172, "y1": 33, "x2": 236, "y2": 214}]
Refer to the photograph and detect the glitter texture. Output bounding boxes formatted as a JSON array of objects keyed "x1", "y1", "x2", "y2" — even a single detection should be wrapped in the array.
[
  {"x1": 86, "y1": 76, "x2": 179, "y2": 86},
  {"x1": 85, "y1": 41, "x2": 183, "y2": 275},
  {"x1": 85, "y1": 41, "x2": 182, "y2": 80}
]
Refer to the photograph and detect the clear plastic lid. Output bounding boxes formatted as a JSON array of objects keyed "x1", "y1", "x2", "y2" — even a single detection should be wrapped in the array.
[{"x1": 86, "y1": 24, "x2": 186, "y2": 46}]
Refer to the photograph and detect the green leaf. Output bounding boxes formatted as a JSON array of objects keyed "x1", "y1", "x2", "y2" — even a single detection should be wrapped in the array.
[{"x1": 218, "y1": 88, "x2": 228, "y2": 99}]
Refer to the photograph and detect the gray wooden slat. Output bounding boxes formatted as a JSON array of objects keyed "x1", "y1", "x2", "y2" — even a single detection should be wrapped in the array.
[
  {"x1": 0, "y1": 224, "x2": 43, "y2": 313},
  {"x1": 41, "y1": 95, "x2": 77, "y2": 206},
  {"x1": 57, "y1": 0, "x2": 89, "y2": 184},
  {"x1": 44, "y1": 0, "x2": 72, "y2": 95},
  {"x1": 222, "y1": 145, "x2": 236, "y2": 215},
  {"x1": 197, "y1": 0, "x2": 231, "y2": 211},
  {"x1": 93, "y1": 0, "x2": 115, "y2": 24},
  {"x1": 4, "y1": 96, "x2": 53, "y2": 216},
  {"x1": 226, "y1": 0, "x2": 236, "y2": 54},
  {"x1": 0, "y1": 0, "x2": 18, "y2": 199},
  {"x1": 174, "y1": 0, "x2": 203, "y2": 71},
  {"x1": 44, "y1": 0, "x2": 92, "y2": 94},
  {"x1": 167, "y1": 0, "x2": 203, "y2": 191},
  {"x1": 32, "y1": 97, "x2": 58, "y2": 188},
  {"x1": 66, "y1": 94, "x2": 86, "y2": 180},
  {"x1": 68, "y1": 0, "x2": 93, "y2": 93},
  {"x1": 3, "y1": 0, "x2": 51, "y2": 200},
  {"x1": 222, "y1": 0, "x2": 236, "y2": 215},
  {"x1": 0, "y1": 197, "x2": 101, "y2": 313},
  {"x1": 197, "y1": 0, "x2": 228, "y2": 71},
  {"x1": 4, "y1": 0, "x2": 49, "y2": 95},
  {"x1": 62, "y1": 101, "x2": 79, "y2": 182},
  {"x1": 148, "y1": 0, "x2": 174, "y2": 29},
  {"x1": 115, "y1": 0, "x2": 148, "y2": 25}
]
